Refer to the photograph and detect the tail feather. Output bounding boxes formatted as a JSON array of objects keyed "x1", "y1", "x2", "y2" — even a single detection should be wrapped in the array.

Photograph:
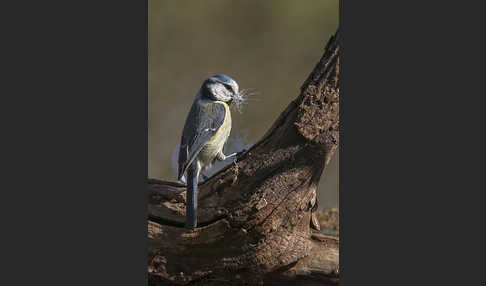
[{"x1": 185, "y1": 163, "x2": 198, "y2": 229}]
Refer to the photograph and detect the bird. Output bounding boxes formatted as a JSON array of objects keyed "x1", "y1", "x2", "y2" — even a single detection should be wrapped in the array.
[{"x1": 178, "y1": 74, "x2": 239, "y2": 229}]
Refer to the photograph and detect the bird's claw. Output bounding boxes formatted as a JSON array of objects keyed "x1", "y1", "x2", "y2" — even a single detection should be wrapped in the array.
[{"x1": 232, "y1": 149, "x2": 249, "y2": 163}]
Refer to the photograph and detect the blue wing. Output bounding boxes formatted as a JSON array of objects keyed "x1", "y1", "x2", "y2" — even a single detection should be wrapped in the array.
[{"x1": 178, "y1": 101, "x2": 226, "y2": 180}]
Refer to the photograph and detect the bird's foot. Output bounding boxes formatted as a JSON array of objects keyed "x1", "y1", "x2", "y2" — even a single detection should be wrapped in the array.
[
  {"x1": 226, "y1": 152, "x2": 237, "y2": 159},
  {"x1": 230, "y1": 149, "x2": 248, "y2": 164}
]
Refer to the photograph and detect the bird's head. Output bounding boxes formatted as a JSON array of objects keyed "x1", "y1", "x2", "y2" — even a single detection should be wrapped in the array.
[{"x1": 200, "y1": 74, "x2": 239, "y2": 103}]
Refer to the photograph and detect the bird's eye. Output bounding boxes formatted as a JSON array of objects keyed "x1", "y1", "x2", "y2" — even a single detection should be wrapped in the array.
[{"x1": 223, "y1": 84, "x2": 233, "y2": 93}]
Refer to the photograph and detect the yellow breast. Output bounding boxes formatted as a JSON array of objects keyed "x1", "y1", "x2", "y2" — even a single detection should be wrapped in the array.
[{"x1": 198, "y1": 101, "x2": 231, "y2": 166}]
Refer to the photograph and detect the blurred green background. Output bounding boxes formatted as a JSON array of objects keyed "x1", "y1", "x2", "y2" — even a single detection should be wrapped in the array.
[{"x1": 149, "y1": 0, "x2": 339, "y2": 209}]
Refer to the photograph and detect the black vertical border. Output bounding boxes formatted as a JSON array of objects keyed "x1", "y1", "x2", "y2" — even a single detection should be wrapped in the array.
[
  {"x1": 1, "y1": 1, "x2": 148, "y2": 285},
  {"x1": 338, "y1": 1, "x2": 469, "y2": 285}
]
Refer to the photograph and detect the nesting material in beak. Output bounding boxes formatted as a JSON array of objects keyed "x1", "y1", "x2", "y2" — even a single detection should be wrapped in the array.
[{"x1": 232, "y1": 88, "x2": 258, "y2": 113}]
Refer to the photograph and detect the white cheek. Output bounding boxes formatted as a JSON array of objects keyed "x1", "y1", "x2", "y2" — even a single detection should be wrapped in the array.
[{"x1": 211, "y1": 85, "x2": 231, "y2": 101}]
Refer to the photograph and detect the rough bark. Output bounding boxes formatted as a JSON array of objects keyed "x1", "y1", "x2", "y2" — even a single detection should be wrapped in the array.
[{"x1": 148, "y1": 30, "x2": 340, "y2": 285}]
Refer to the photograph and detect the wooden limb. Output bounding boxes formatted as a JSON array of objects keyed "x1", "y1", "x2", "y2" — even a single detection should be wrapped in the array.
[{"x1": 148, "y1": 29, "x2": 340, "y2": 285}]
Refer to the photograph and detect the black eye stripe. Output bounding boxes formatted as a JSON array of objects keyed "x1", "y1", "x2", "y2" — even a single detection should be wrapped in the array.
[{"x1": 223, "y1": 84, "x2": 233, "y2": 93}]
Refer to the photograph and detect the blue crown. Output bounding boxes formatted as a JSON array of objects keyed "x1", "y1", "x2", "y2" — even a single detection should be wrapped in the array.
[{"x1": 211, "y1": 74, "x2": 235, "y2": 84}]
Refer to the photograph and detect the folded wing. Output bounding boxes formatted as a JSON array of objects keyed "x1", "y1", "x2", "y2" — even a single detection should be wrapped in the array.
[{"x1": 178, "y1": 101, "x2": 226, "y2": 180}]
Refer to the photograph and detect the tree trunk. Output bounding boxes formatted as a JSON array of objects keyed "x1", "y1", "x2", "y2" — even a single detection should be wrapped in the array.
[{"x1": 148, "y1": 29, "x2": 340, "y2": 286}]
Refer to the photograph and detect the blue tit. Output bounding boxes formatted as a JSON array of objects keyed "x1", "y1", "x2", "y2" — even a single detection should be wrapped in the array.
[{"x1": 178, "y1": 74, "x2": 239, "y2": 229}]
